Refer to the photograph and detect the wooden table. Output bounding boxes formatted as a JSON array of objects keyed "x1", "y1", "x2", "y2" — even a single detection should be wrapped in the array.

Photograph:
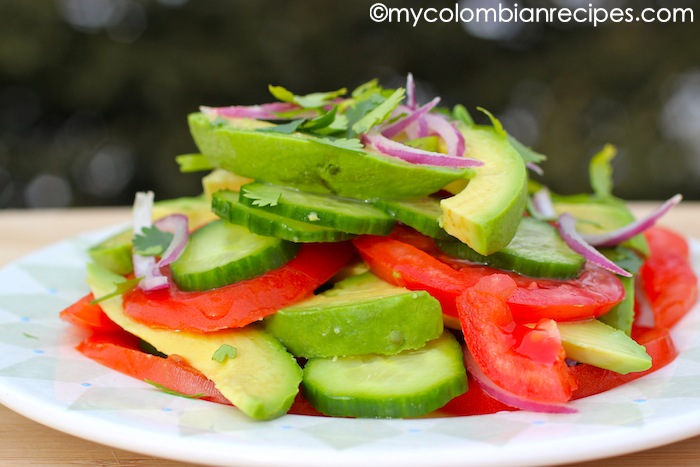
[{"x1": 1, "y1": 204, "x2": 699, "y2": 467}]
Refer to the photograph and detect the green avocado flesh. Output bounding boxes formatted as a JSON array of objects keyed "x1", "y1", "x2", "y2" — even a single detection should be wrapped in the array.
[
  {"x1": 86, "y1": 263, "x2": 302, "y2": 421},
  {"x1": 188, "y1": 113, "x2": 471, "y2": 199},
  {"x1": 440, "y1": 125, "x2": 529, "y2": 256},
  {"x1": 559, "y1": 319, "x2": 651, "y2": 374},
  {"x1": 265, "y1": 272, "x2": 444, "y2": 358}
]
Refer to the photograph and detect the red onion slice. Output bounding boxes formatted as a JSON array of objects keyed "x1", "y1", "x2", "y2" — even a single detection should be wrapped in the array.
[
  {"x1": 424, "y1": 113, "x2": 466, "y2": 158},
  {"x1": 381, "y1": 97, "x2": 440, "y2": 139},
  {"x1": 526, "y1": 162, "x2": 544, "y2": 176},
  {"x1": 406, "y1": 73, "x2": 417, "y2": 110},
  {"x1": 200, "y1": 102, "x2": 301, "y2": 120},
  {"x1": 131, "y1": 191, "x2": 170, "y2": 292},
  {"x1": 155, "y1": 214, "x2": 190, "y2": 267},
  {"x1": 580, "y1": 194, "x2": 683, "y2": 247},
  {"x1": 362, "y1": 132, "x2": 482, "y2": 168},
  {"x1": 557, "y1": 213, "x2": 632, "y2": 277},
  {"x1": 531, "y1": 187, "x2": 557, "y2": 219},
  {"x1": 464, "y1": 349, "x2": 578, "y2": 414}
]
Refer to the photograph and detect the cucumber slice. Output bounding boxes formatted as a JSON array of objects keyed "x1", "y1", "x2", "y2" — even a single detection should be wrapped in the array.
[
  {"x1": 265, "y1": 272, "x2": 444, "y2": 358},
  {"x1": 87, "y1": 195, "x2": 218, "y2": 276},
  {"x1": 302, "y1": 332, "x2": 468, "y2": 418},
  {"x1": 212, "y1": 190, "x2": 353, "y2": 243},
  {"x1": 373, "y1": 195, "x2": 453, "y2": 240},
  {"x1": 598, "y1": 247, "x2": 643, "y2": 335},
  {"x1": 170, "y1": 219, "x2": 299, "y2": 291},
  {"x1": 437, "y1": 216, "x2": 585, "y2": 279},
  {"x1": 240, "y1": 182, "x2": 395, "y2": 235}
]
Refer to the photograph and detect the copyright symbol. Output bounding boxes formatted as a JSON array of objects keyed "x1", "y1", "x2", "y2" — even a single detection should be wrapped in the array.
[{"x1": 369, "y1": 3, "x2": 389, "y2": 22}]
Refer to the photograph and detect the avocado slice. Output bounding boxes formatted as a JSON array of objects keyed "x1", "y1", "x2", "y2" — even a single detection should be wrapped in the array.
[
  {"x1": 558, "y1": 319, "x2": 651, "y2": 374},
  {"x1": 188, "y1": 113, "x2": 472, "y2": 200},
  {"x1": 86, "y1": 263, "x2": 303, "y2": 420},
  {"x1": 440, "y1": 124, "x2": 529, "y2": 255},
  {"x1": 265, "y1": 272, "x2": 444, "y2": 358}
]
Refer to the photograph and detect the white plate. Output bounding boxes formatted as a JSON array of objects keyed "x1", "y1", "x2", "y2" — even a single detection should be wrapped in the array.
[{"x1": 0, "y1": 226, "x2": 699, "y2": 467}]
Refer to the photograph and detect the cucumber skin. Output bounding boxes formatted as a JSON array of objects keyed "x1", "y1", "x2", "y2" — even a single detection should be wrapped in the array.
[
  {"x1": 189, "y1": 113, "x2": 472, "y2": 200},
  {"x1": 213, "y1": 190, "x2": 354, "y2": 243},
  {"x1": 301, "y1": 332, "x2": 468, "y2": 418},
  {"x1": 265, "y1": 290, "x2": 444, "y2": 358},
  {"x1": 437, "y1": 217, "x2": 585, "y2": 280},
  {"x1": 240, "y1": 182, "x2": 395, "y2": 236},
  {"x1": 372, "y1": 196, "x2": 453, "y2": 240},
  {"x1": 170, "y1": 220, "x2": 300, "y2": 292}
]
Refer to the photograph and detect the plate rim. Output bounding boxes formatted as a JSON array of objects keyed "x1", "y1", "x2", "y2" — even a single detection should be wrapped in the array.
[{"x1": 0, "y1": 225, "x2": 698, "y2": 467}]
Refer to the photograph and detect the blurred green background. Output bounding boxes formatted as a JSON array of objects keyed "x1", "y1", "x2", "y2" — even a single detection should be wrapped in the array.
[{"x1": 1, "y1": 0, "x2": 698, "y2": 208}]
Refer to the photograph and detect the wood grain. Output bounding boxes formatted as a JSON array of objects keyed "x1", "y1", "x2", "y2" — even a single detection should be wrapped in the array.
[{"x1": 1, "y1": 204, "x2": 698, "y2": 467}]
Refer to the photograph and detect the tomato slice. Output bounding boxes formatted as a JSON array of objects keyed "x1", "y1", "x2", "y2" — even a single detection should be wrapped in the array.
[
  {"x1": 123, "y1": 242, "x2": 354, "y2": 332},
  {"x1": 351, "y1": 235, "x2": 466, "y2": 318},
  {"x1": 439, "y1": 373, "x2": 518, "y2": 416},
  {"x1": 457, "y1": 274, "x2": 577, "y2": 403},
  {"x1": 77, "y1": 332, "x2": 232, "y2": 405},
  {"x1": 77, "y1": 332, "x2": 324, "y2": 415},
  {"x1": 354, "y1": 231, "x2": 626, "y2": 323},
  {"x1": 645, "y1": 226, "x2": 690, "y2": 258},
  {"x1": 571, "y1": 326, "x2": 678, "y2": 399},
  {"x1": 496, "y1": 264, "x2": 626, "y2": 323},
  {"x1": 59, "y1": 293, "x2": 123, "y2": 333},
  {"x1": 639, "y1": 227, "x2": 698, "y2": 329}
]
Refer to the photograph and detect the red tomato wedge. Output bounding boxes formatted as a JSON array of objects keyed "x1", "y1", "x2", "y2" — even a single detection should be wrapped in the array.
[
  {"x1": 351, "y1": 234, "x2": 466, "y2": 318},
  {"x1": 76, "y1": 332, "x2": 324, "y2": 416},
  {"x1": 353, "y1": 232, "x2": 626, "y2": 323},
  {"x1": 488, "y1": 264, "x2": 626, "y2": 323},
  {"x1": 439, "y1": 373, "x2": 518, "y2": 416},
  {"x1": 457, "y1": 274, "x2": 577, "y2": 404},
  {"x1": 639, "y1": 226, "x2": 698, "y2": 329},
  {"x1": 77, "y1": 332, "x2": 232, "y2": 404},
  {"x1": 571, "y1": 326, "x2": 678, "y2": 399},
  {"x1": 123, "y1": 242, "x2": 354, "y2": 332},
  {"x1": 59, "y1": 293, "x2": 123, "y2": 333}
]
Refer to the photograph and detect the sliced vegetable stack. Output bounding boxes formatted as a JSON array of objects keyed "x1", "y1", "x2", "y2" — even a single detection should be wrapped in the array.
[{"x1": 61, "y1": 76, "x2": 698, "y2": 421}]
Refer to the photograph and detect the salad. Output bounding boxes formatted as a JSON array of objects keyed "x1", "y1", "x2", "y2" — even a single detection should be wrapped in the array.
[{"x1": 60, "y1": 75, "x2": 699, "y2": 421}]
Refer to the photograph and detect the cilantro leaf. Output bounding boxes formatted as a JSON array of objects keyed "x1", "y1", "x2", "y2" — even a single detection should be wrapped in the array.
[
  {"x1": 476, "y1": 107, "x2": 507, "y2": 138},
  {"x1": 175, "y1": 153, "x2": 215, "y2": 173},
  {"x1": 90, "y1": 277, "x2": 142, "y2": 304},
  {"x1": 133, "y1": 226, "x2": 174, "y2": 256},
  {"x1": 316, "y1": 137, "x2": 364, "y2": 151},
  {"x1": 268, "y1": 85, "x2": 347, "y2": 109},
  {"x1": 474, "y1": 106, "x2": 546, "y2": 165},
  {"x1": 256, "y1": 119, "x2": 305, "y2": 134},
  {"x1": 212, "y1": 344, "x2": 237, "y2": 363},
  {"x1": 348, "y1": 88, "x2": 405, "y2": 137},
  {"x1": 589, "y1": 144, "x2": 617, "y2": 199},
  {"x1": 351, "y1": 79, "x2": 380, "y2": 99},
  {"x1": 144, "y1": 380, "x2": 206, "y2": 399},
  {"x1": 453, "y1": 104, "x2": 475, "y2": 127},
  {"x1": 300, "y1": 107, "x2": 337, "y2": 132},
  {"x1": 242, "y1": 190, "x2": 281, "y2": 207},
  {"x1": 268, "y1": 85, "x2": 296, "y2": 103},
  {"x1": 507, "y1": 135, "x2": 547, "y2": 165}
]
